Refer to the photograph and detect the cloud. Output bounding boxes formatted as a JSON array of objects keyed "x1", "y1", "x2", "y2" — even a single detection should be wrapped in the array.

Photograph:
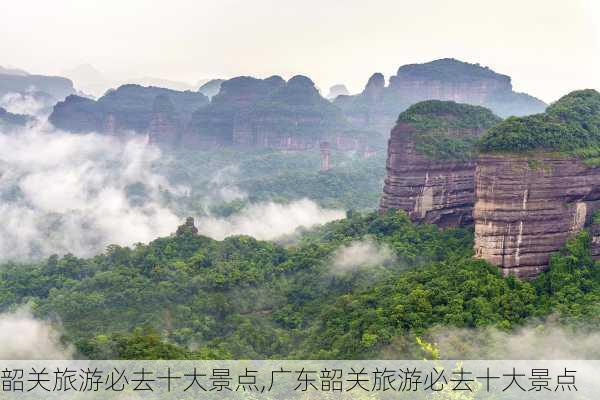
[
  {"x1": 196, "y1": 198, "x2": 344, "y2": 240},
  {"x1": 330, "y1": 239, "x2": 396, "y2": 274},
  {"x1": 0, "y1": 123, "x2": 184, "y2": 260},
  {"x1": 0, "y1": 122, "x2": 345, "y2": 260},
  {"x1": 0, "y1": 307, "x2": 73, "y2": 359},
  {"x1": 428, "y1": 319, "x2": 600, "y2": 359},
  {"x1": 206, "y1": 164, "x2": 247, "y2": 205},
  {"x1": 0, "y1": 92, "x2": 50, "y2": 116}
]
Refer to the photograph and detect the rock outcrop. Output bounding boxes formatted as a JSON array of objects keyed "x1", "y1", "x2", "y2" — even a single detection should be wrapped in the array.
[
  {"x1": 380, "y1": 100, "x2": 501, "y2": 226},
  {"x1": 147, "y1": 95, "x2": 180, "y2": 146},
  {"x1": 176, "y1": 217, "x2": 199, "y2": 236},
  {"x1": 186, "y1": 75, "x2": 285, "y2": 147},
  {"x1": 336, "y1": 58, "x2": 546, "y2": 142},
  {"x1": 49, "y1": 84, "x2": 209, "y2": 145},
  {"x1": 188, "y1": 75, "x2": 348, "y2": 149},
  {"x1": 0, "y1": 71, "x2": 75, "y2": 101},
  {"x1": 474, "y1": 153, "x2": 600, "y2": 278},
  {"x1": 334, "y1": 73, "x2": 391, "y2": 136},
  {"x1": 474, "y1": 89, "x2": 600, "y2": 278}
]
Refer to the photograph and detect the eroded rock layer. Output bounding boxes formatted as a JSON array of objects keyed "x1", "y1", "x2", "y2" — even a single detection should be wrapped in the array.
[
  {"x1": 335, "y1": 58, "x2": 546, "y2": 140},
  {"x1": 380, "y1": 122, "x2": 477, "y2": 226},
  {"x1": 49, "y1": 84, "x2": 209, "y2": 146},
  {"x1": 379, "y1": 100, "x2": 500, "y2": 227},
  {"x1": 473, "y1": 154, "x2": 600, "y2": 278}
]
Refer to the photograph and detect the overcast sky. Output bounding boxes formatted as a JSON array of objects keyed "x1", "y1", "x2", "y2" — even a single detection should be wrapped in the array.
[{"x1": 0, "y1": 0, "x2": 598, "y2": 102}]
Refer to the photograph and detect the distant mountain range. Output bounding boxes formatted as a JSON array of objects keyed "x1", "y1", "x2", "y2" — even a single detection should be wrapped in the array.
[
  {"x1": 3, "y1": 59, "x2": 548, "y2": 150},
  {"x1": 0, "y1": 66, "x2": 77, "y2": 116},
  {"x1": 334, "y1": 58, "x2": 546, "y2": 136}
]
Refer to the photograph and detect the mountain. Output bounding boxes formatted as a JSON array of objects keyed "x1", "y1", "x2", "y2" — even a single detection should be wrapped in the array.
[
  {"x1": 49, "y1": 84, "x2": 209, "y2": 145},
  {"x1": 335, "y1": 58, "x2": 547, "y2": 137},
  {"x1": 188, "y1": 75, "x2": 349, "y2": 149},
  {"x1": 474, "y1": 89, "x2": 600, "y2": 278},
  {"x1": 0, "y1": 68, "x2": 76, "y2": 114},
  {"x1": 379, "y1": 100, "x2": 501, "y2": 226}
]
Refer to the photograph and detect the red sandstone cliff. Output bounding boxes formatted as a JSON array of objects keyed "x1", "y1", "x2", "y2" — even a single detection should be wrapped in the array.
[
  {"x1": 473, "y1": 154, "x2": 600, "y2": 278},
  {"x1": 379, "y1": 100, "x2": 500, "y2": 227},
  {"x1": 379, "y1": 122, "x2": 479, "y2": 227}
]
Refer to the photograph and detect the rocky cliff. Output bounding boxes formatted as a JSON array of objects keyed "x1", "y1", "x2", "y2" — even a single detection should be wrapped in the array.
[
  {"x1": 334, "y1": 73, "x2": 391, "y2": 137},
  {"x1": 186, "y1": 75, "x2": 285, "y2": 147},
  {"x1": 0, "y1": 68, "x2": 77, "y2": 115},
  {"x1": 0, "y1": 71, "x2": 75, "y2": 101},
  {"x1": 188, "y1": 75, "x2": 348, "y2": 149},
  {"x1": 49, "y1": 84, "x2": 209, "y2": 145},
  {"x1": 335, "y1": 58, "x2": 546, "y2": 142},
  {"x1": 474, "y1": 153, "x2": 600, "y2": 278},
  {"x1": 474, "y1": 89, "x2": 600, "y2": 278},
  {"x1": 380, "y1": 100, "x2": 501, "y2": 226}
]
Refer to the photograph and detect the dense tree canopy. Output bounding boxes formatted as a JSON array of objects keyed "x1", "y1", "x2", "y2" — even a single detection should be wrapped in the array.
[
  {"x1": 479, "y1": 89, "x2": 600, "y2": 153},
  {"x1": 396, "y1": 100, "x2": 501, "y2": 160},
  {"x1": 1, "y1": 210, "x2": 599, "y2": 359}
]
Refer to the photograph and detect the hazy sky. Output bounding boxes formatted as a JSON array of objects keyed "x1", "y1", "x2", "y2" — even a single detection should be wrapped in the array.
[{"x1": 1, "y1": 0, "x2": 598, "y2": 102}]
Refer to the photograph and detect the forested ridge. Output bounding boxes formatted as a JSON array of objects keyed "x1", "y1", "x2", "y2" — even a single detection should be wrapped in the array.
[{"x1": 1, "y1": 210, "x2": 598, "y2": 359}]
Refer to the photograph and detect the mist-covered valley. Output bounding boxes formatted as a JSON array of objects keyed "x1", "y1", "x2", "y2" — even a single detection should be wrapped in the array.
[{"x1": 0, "y1": 108, "x2": 384, "y2": 261}]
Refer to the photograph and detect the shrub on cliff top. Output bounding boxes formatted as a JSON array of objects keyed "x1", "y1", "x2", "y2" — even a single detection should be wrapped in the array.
[
  {"x1": 479, "y1": 89, "x2": 600, "y2": 153},
  {"x1": 396, "y1": 100, "x2": 501, "y2": 160}
]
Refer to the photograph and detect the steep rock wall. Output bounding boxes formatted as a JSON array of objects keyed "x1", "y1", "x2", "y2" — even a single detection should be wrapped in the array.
[
  {"x1": 50, "y1": 85, "x2": 208, "y2": 146},
  {"x1": 473, "y1": 154, "x2": 600, "y2": 278},
  {"x1": 335, "y1": 59, "x2": 547, "y2": 144},
  {"x1": 379, "y1": 122, "x2": 477, "y2": 226}
]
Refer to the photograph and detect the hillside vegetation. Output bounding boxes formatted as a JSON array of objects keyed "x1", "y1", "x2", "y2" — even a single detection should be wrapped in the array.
[
  {"x1": 479, "y1": 89, "x2": 600, "y2": 154},
  {"x1": 1, "y1": 211, "x2": 599, "y2": 359},
  {"x1": 397, "y1": 100, "x2": 501, "y2": 160}
]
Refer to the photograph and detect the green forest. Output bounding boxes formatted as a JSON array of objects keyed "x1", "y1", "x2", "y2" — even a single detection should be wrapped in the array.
[
  {"x1": 1, "y1": 210, "x2": 599, "y2": 360},
  {"x1": 397, "y1": 100, "x2": 501, "y2": 160},
  {"x1": 479, "y1": 89, "x2": 600, "y2": 154},
  {"x1": 157, "y1": 147, "x2": 387, "y2": 213}
]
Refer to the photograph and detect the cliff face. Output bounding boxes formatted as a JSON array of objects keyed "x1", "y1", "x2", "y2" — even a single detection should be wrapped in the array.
[
  {"x1": 379, "y1": 100, "x2": 501, "y2": 226},
  {"x1": 187, "y1": 76, "x2": 285, "y2": 147},
  {"x1": 49, "y1": 84, "x2": 208, "y2": 145},
  {"x1": 388, "y1": 59, "x2": 511, "y2": 105},
  {"x1": 335, "y1": 59, "x2": 546, "y2": 142},
  {"x1": 380, "y1": 122, "x2": 478, "y2": 226},
  {"x1": 147, "y1": 95, "x2": 180, "y2": 146},
  {"x1": 334, "y1": 73, "x2": 394, "y2": 137},
  {"x1": 188, "y1": 75, "x2": 348, "y2": 149},
  {"x1": 245, "y1": 75, "x2": 347, "y2": 149},
  {"x1": 0, "y1": 72, "x2": 75, "y2": 101},
  {"x1": 474, "y1": 89, "x2": 600, "y2": 278},
  {"x1": 0, "y1": 70, "x2": 76, "y2": 116},
  {"x1": 474, "y1": 154, "x2": 600, "y2": 278}
]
